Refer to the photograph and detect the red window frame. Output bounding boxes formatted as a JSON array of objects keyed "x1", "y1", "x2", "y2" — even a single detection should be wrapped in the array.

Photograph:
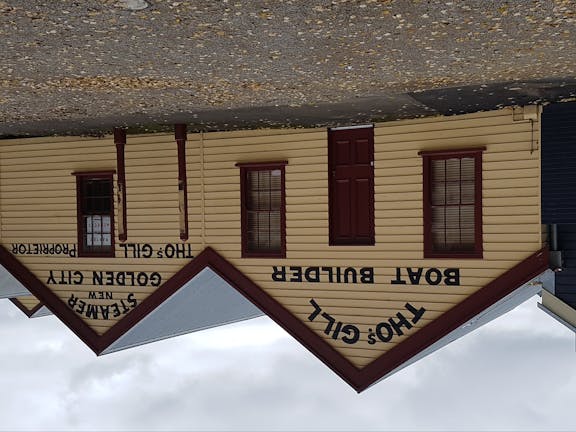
[
  {"x1": 73, "y1": 171, "x2": 116, "y2": 258},
  {"x1": 420, "y1": 148, "x2": 484, "y2": 259},
  {"x1": 237, "y1": 161, "x2": 287, "y2": 258}
]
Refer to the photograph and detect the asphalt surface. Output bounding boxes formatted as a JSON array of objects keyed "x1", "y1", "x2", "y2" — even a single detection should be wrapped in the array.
[{"x1": 1, "y1": 0, "x2": 576, "y2": 136}]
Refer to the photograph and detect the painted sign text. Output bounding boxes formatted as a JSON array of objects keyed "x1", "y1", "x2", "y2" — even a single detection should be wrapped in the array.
[
  {"x1": 367, "y1": 303, "x2": 426, "y2": 345},
  {"x1": 308, "y1": 299, "x2": 426, "y2": 345},
  {"x1": 11, "y1": 243, "x2": 76, "y2": 257},
  {"x1": 308, "y1": 299, "x2": 361, "y2": 344},
  {"x1": 119, "y1": 243, "x2": 193, "y2": 259},
  {"x1": 272, "y1": 266, "x2": 374, "y2": 283},
  {"x1": 391, "y1": 267, "x2": 460, "y2": 286},
  {"x1": 67, "y1": 292, "x2": 137, "y2": 320},
  {"x1": 47, "y1": 270, "x2": 162, "y2": 287}
]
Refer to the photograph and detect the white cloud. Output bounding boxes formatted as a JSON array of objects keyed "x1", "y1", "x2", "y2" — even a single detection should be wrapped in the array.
[{"x1": 0, "y1": 298, "x2": 575, "y2": 431}]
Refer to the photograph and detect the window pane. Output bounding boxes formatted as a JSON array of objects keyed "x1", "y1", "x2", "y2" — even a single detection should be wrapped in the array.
[
  {"x1": 92, "y1": 215, "x2": 102, "y2": 233},
  {"x1": 431, "y1": 182, "x2": 445, "y2": 205},
  {"x1": 270, "y1": 229, "x2": 281, "y2": 249},
  {"x1": 102, "y1": 216, "x2": 111, "y2": 234},
  {"x1": 92, "y1": 233, "x2": 102, "y2": 246},
  {"x1": 427, "y1": 153, "x2": 480, "y2": 255},
  {"x1": 247, "y1": 171, "x2": 258, "y2": 190},
  {"x1": 461, "y1": 181, "x2": 475, "y2": 205},
  {"x1": 258, "y1": 191, "x2": 271, "y2": 210},
  {"x1": 247, "y1": 211, "x2": 258, "y2": 231},
  {"x1": 445, "y1": 158, "x2": 460, "y2": 182},
  {"x1": 78, "y1": 176, "x2": 113, "y2": 256},
  {"x1": 247, "y1": 230, "x2": 258, "y2": 251},
  {"x1": 461, "y1": 157, "x2": 475, "y2": 180},
  {"x1": 270, "y1": 190, "x2": 281, "y2": 210},
  {"x1": 270, "y1": 170, "x2": 281, "y2": 189},
  {"x1": 258, "y1": 171, "x2": 270, "y2": 190},
  {"x1": 445, "y1": 207, "x2": 460, "y2": 247},
  {"x1": 431, "y1": 160, "x2": 445, "y2": 182},
  {"x1": 270, "y1": 211, "x2": 281, "y2": 233},
  {"x1": 258, "y1": 212, "x2": 270, "y2": 232},
  {"x1": 242, "y1": 167, "x2": 284, "y2": 256},
  {"x1": 446, "y1": 181, "x2": 460, "y2": 205},
  {"x1": 431, "y1": 206, "x2": 445, "y2": 249}
]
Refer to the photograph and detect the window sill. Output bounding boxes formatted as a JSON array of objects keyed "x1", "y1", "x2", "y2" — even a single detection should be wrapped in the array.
[
  {"x1": 78, "y1": 251, "x2": 116, "y2": 258},
  {"x1": 424, "y1": 251, "x2": 483, "y2": 259},
  {"x1": 329, "y1": 240, "x2": 376, "y2": 246},
  {"x1": 242, "y1": 252, "x2": 285, "y2": 259}
]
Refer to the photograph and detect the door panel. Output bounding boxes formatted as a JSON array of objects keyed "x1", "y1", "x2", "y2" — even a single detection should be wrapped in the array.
[{"x1": 328, "y1": 127, "x2": 375, "y2": 245}]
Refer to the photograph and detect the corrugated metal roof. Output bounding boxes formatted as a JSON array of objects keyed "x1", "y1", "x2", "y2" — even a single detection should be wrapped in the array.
[
  {"x1": 101, "y1": 267, "x2": 263, "y2": 355},
  {"x1": 538, "y1": 289, "x2": 576, "y2": 333},
  {"x1": 0, "y1": 264, "x2": 30, "y2": 298},
  {"x1": 372, "y1": 270, "x2": 554, "y2": 388},
  {"x1": 30, "y1": 306, "x2": 52, "y2": 318}
]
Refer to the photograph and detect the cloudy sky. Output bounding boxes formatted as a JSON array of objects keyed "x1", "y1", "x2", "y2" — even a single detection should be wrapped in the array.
[{"x1": 0, "y1": 296, "x2": 575, "y2": 431}]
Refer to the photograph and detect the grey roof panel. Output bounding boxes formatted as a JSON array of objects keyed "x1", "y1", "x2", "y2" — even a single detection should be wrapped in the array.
[
  {"x1": 0, "y1": 264, "x2": 30, "y2": 298},
  {"x1": 372, "y1": 270, "x2": 554, "y2": 388},
  {"x1": 31, "y1": 305, "x2": 53, "y2": 318},
  {"x1": 101, "y1": 267, "x2": 263, "y2": 354}
]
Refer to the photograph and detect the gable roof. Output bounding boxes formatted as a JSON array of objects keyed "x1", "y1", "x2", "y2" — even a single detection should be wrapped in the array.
[
  {"x1": 200, "y1": 247, "x2": 549, "y2": 392},
  {"x1": 0, "y1": 244, "x2": 548, "y2": 391},
  {"x1": 377, "y1": 269, "x2": 553, "y2": 386},
  {"x1": 101, "y1": 267, "x2": 263, "y2": 354},
  {"x1": 0, "y1": 264, "x2": 30, "y2": 298},
  {"x1": 538, "y1": 289, "x2": 576, "y2": 333},
  {"x1": 0, "y1": 245, "x2": 263, "y2": 355},
  {"x1": 9, "y1": 297, "x2": 52, "y2": 318}
]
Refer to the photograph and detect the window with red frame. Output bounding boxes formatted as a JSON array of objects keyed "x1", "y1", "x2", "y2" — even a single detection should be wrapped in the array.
[
  {"x1": 237, "y1": 162, "x2": 286, "y2": 258},
  {"x1": 75, "y1": 172, "x2": 115, "y2": 257},
  {"x1": 421, "y1": 149, "x2": 484, "y2": 258}
]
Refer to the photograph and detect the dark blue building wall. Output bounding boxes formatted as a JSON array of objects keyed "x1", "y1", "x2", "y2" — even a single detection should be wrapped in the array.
[
  {"x1": 542, "y1": 102, "x2": 576, "y2": 308},
  {"x1": 556, "y1": 225, "x2": 576, "y2": 308},
  {"x1": 542, "y1": 102, "x2": 576, "y2": 224}
]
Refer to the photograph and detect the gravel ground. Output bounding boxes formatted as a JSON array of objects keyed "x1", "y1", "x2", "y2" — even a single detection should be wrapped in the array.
[{"x1": 1, "y1": 0, "x2": 575, "y2": 135}]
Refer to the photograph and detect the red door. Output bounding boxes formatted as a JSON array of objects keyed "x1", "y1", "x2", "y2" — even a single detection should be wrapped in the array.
[{"x1": 328, "y1": 126, "x2": 375, "y2": 245}]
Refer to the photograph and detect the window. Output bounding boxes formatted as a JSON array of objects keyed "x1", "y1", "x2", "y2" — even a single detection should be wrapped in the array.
[
  {"x1": 237, "y1": 162, "x2": 287, "y2": 258},
  {"x1": 328, "y1": 126, "x2": 375, "y2": 245},
  {"x1": 74, "y1": 172, "x2": 115, "y2": 257},
  {"x1": 421, "y1": 148, "x2": 484, "y2": 258}
]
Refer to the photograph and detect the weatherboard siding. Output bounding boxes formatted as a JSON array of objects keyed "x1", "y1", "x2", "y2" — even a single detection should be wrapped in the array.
[
  {"x1": 0, "y1": 134, "x2": 194, "y2": 335},
  {"x1": 199, "y1": 108, "x2": 541, "y2": 367},
  {"x1": 0, "y1": 107, "x2": 542, "y2": 366}
]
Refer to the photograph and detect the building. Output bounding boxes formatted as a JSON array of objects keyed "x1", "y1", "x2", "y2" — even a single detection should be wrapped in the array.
[
  {"x1": 0, "y1": 105, "x2": 557, "y2": 391},
  {"x1": 539, "y1": 101, "x2": 576, "y2": 334},
  {"x1": 0, "y1": 269, "x2": 52, "y2": 317}
]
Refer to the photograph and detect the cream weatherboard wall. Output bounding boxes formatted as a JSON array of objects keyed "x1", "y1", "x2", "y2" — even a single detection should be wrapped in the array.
[
  {"x1": 201, "y1": 107, "x2": 542, "y2": 368},
  {"x1": 0, "y1": 134, "x2": 192, "y2": 335},
  {"x1": 0, "y1": 107, "x2": 542, "y2": 368}
]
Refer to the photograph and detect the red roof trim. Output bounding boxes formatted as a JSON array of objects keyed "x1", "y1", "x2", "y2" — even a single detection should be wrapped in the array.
[
  {"x1": 0, "y1": 245, "x2": 548, "y2": 391},
  {"x1": 0, "y1": 245, "x2": 101, "y2": 347},
  {"x1": 9, "y1": 297, "x2": 44, "y2": 318},
  {"x1": 0, "y1": 245, "x2": 227, "y2": 354},
  {"x1": 359, "y1": 248, "x2": 548, "y2": 390}
]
